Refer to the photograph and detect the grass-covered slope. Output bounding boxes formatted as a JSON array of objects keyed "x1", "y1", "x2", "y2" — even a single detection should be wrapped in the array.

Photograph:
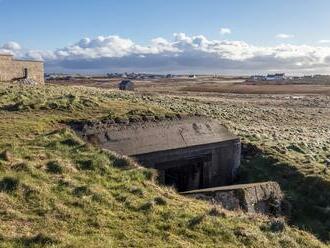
[
  {"x1": 0, "y1": 83, "x2": 326, "y2": 247},
  {"x1": 144, "y1": 93, "x2": 330, "y2": 242}
]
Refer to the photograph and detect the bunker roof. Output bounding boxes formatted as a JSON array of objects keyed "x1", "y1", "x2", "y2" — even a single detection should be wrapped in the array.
[{"x1": 96, "y1": 117, "x2": 239, "y2": 156}]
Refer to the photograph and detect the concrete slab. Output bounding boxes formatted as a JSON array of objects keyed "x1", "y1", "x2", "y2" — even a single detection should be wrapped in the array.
[
  {"x1": 81, "y1": 117, "x2": 238, "y2": 156},
  {"x1": 182, "y1": 181, "x2": 288, "y2": 216}
]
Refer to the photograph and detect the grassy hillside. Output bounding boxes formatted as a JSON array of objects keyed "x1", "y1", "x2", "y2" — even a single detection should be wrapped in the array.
[
  {"x1": 143, "y1": 93, "x2": 330, "y2": 242},
  {"x1": 0, "y1": 83, "x2": 327, "y2": 247}
]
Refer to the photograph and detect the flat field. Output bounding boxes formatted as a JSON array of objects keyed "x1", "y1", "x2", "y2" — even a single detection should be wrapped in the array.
[{"x1": 50, "y1": 76, "x2": 330, "y2": 96}]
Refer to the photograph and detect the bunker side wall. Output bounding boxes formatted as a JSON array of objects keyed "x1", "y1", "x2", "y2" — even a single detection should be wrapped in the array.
[{"x1": 210, "y1": 139, "x2": 241, "y2": 187}]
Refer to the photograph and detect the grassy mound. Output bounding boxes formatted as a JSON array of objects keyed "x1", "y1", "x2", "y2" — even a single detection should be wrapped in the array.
[{"x1": 0, "y1": 83, "x2": 326, "y2": 247}]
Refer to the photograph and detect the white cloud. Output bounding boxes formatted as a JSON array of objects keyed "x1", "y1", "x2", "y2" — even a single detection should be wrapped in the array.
[
  {"x1": 2, "y1": 41, "x2": 21, "y2": 50},
  {"x1": 3, "y1": 34, "x2": 330, "y2": 74},
  {"x1": 318, "y1": 40, "x2": 330, "y2": 44},
  {"x1": 276, "y1": 33, "x2": 294, "y2": 39},
  {"x1": 0, "y1": 41, "x2": 22, "y2": 55},
  {"x1": 220, "y1": 28, "x2": 231, "y2": 35}
]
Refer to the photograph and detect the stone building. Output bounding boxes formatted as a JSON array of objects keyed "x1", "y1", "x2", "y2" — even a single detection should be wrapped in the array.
[
  {"x1": 0, "y1": 54, "x2": 44, "y2": 84},
  {"x1": 75, "y1": 117, "x2": 241, "y2": 192}
]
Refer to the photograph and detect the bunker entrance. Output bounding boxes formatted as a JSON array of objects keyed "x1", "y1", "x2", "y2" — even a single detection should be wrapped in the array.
[{"x1": 156, "y1": 155, "x2": 212, "y2": 192}]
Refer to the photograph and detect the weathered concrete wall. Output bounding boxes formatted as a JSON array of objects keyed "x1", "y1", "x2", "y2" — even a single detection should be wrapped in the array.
[
  {"x1": 135, "y1": 139, "x2": 241, "y2": 190},
  {"x1": 182, "y1": 182, "x2": 288, "y2": 216},
  {"x1": 0, "y1": 55, "x2": 44, "y2": 84}
]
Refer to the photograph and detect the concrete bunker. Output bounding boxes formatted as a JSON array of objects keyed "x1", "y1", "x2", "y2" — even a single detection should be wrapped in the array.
[
  {"x1": 75, "y1": 117, "x2": 241, "y2": 192},
  {"x1": 71, "y1": 116, "x2": 287, "y2": 216}
]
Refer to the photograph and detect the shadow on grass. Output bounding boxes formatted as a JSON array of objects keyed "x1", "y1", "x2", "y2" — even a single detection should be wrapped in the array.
[
  {"x1": 238, "y1": 143, "x2": 330, "y2": 242},
  {"x1": 0, "y1": 233, "x2": 59, "y2": 247}
]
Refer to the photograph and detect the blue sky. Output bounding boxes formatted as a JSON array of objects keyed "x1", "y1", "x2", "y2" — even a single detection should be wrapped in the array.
[
  {"x1": 1, "y1": 0, "x2": 330, "y2": 74},
  {"x1": 1, "y1": 0, "x2": 329, "y2": 49}
]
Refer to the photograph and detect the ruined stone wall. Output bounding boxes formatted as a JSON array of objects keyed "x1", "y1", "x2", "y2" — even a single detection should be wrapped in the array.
[{"x1": 0, "y1": 55, "x2": 44, "y2": 84}]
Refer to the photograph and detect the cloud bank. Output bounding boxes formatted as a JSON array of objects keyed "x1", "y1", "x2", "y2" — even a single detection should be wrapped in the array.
[{"x1": 2, "y1": 33, "x2": 330, "y2": 74}]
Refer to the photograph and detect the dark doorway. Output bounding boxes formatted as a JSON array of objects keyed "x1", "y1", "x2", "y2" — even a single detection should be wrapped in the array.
[
  {"x1": 23, "y1": 68, "x2": 28, "y2": 78},
  {"x1": 157, "y1": 155, "x2": 211, "y2": 192}
]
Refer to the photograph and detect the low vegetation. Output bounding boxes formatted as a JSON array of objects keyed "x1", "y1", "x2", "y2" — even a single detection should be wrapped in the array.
[
  {"x1": 144, "y1": 92, "x2": 330, "y2": 242},
  {"x1": 0, "y1": 83, "x2": 328, "y2": 247}
]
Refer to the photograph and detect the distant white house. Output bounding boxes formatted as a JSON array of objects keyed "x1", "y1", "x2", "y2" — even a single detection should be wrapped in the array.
[{"x1": 266, "y1": 73, "x2": 286, "y2": 81}]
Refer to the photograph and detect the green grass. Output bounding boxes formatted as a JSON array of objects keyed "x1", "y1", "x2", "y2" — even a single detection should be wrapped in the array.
[
  {"x1": 141, "y1": 94, "x2": 330, "y2": 242},
  {"x1": 238, "y1": 143, "x2": 330, "y2": 241},
  {"x1": 0, "y1": 83, "x2": 327, "y2": 247}
]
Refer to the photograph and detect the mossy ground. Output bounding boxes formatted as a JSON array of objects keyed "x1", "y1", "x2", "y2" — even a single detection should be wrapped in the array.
[{"x1": 0, "y1": 83, "x2": 327, "y2": 247}]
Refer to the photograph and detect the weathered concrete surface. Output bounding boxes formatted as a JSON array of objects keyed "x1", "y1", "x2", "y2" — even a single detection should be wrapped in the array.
[
  {"x1": 75, "y1": 117, "x2": 241, "y2": 191},
  {"x1": 182, "y1": 182, "x2": 288, "y2": 216},
  {"x1": 0, "y1": 54, "x2": 44, "y2": 84},
  {"x1": 80, "y1": 117, "x2": 238, "y2": 155}
]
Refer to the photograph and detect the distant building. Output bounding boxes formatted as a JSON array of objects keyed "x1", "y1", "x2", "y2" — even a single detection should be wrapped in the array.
[
  {"x1": 266, "y1": 73, "x2": 286, "y2": 81},
  {"x1": 303, "y1": 75, "x2": 313, "y2": 79},
  {"x1": 249, "y1": 75, "x2": 266, "y2": 81},
  {"x1": 0, "y1": 54, "x2": 44, "y2": 84},
  {"x1": 118, "y1": 80, "x2": 134, "y2": 91}
]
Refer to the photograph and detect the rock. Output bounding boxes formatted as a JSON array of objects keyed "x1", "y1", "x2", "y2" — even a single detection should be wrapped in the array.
[
  {"x1": 139, "y1": 200, "x2": 155, "y2": 211},
  {"x1": 325, "y1": 159, "x2": 330, "y2": 167},
  {"x1": 1, "y1": 150, "x2": 12, "y2": 162},
  {"x1": 155, "y1": 115, "x2": 166, "y2": 121},
  {"x1": 268, "y1": 219, "x2": 286, "y2": 233},
  {"x1": 101, "y1": 119, "x2": 115, "y2": 125},
  {"x1": 114, "y1": 117, "x2": 129, "y2": 125},
  {"x1": 142, "y1": 115, "x2": 155, "y2": 122},
  {"x1": 154, "y1": 196, "x2": 167, "y2": 205},
  {"x1": 128, "y1": 115, "x2": 142, "y2": 123}
]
